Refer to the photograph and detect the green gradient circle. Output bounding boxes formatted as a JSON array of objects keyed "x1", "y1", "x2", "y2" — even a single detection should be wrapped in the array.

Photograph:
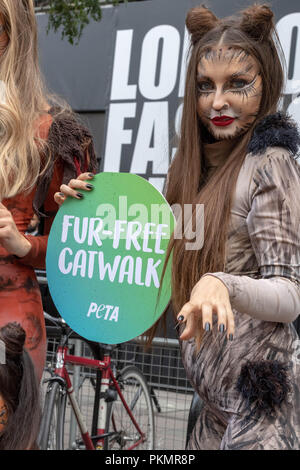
[{"x1": 46, "y1": 172, "x2": 174, "y2": 344}]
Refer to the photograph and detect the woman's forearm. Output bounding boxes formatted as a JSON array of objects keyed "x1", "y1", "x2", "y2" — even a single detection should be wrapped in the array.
[{"x1": 202, "y1": 272, "x2": 300, "y2": 323}]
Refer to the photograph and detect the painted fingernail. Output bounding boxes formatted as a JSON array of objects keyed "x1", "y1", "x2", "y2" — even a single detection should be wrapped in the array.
[
  {"x1": 88, "y1": 173, "x2": 94, "y2": 178},
  {"x1": 219, "y1": 324, "x2": 225, "y2": 333},
  {"x1": 229, "y1": 334, "x2": 234, "y2": 341},
  {"x1": 205, "y1": 322, "x2": 210, "y2": 332},
  {"x1": 177, "y1": 315, "x2": 184, "y2": 322},
  {"x1": 59, "y1": 193, "x2": 65, "y2": 197},
  {"x1": 76, "y1": 192, "x2": 84, "y2": 199},
  {"x1": 85, "y1": 183, "x2": 94, "y2": 189}
]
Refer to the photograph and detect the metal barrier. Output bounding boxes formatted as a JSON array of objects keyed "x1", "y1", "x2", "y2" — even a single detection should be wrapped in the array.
[{"x1": 43, "y1": 334, "x2": 193, "y2": 450}]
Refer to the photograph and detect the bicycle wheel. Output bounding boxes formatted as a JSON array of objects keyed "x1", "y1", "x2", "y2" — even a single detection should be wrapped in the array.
[
  {"x1": 38, "y1": 381, "x2": 66, "y2": 450},
  {"x1": 105, "y1": 365, "x2": 155, "y2": 450}
]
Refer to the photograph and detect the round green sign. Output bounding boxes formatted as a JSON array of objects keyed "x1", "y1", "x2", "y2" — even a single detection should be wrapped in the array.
[{"x1": 46, "y1": 172, "x2": 174, "y2": 344}]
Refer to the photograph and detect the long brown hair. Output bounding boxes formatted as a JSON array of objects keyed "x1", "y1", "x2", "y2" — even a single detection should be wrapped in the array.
[
  {"x1": 0, "y1": 323, "x2": 41, "y2": 450},
  {"x1": 145, "y1": 4, "x2": 285, "y2": 348}
]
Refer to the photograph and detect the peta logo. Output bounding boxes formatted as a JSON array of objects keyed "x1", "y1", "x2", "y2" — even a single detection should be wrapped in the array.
[{"x1": 87, "y1": 302, "x2": 119, "y2": 322}]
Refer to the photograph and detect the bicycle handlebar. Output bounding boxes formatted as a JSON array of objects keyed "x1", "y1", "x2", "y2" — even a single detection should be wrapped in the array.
[
  {"x1": 44, "y1": 311, "x2": 66, "y2": 327},
  {"x1": 43, "y1": 311, "x2": 119, "y2": 351},
  {"x1": 43, "y1": 311, "x2": 84, "y2": 341}
]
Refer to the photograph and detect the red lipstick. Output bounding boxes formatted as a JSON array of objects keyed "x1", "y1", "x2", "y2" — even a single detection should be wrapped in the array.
[{"x1": 211, "y1": 116, "x2": 235, "y2": 127}]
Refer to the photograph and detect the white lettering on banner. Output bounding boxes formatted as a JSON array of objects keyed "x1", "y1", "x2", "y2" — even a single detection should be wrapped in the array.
[
  {"x1": 130, "y1": 101, "x2": 169, "y2": 174},
  {"x1": 103, "y1": 102, "x2": 136, "y2": 172},
  {"x1": 104, "y1": 15, "x2": 300, "y2": 190},
  {"x1": 104, "y1": 24, "x2": 186, "y2": 190},
  {"x1": 139, "y1": 25, "x2": 180, "y2": 100},
  {"x1": 148, "y1": 177, "x2": 165, "y2": 192},
  {"x1": 110, "y1": 27, "x2": 182, "y2": 101},
  {"x1": 276, "y1": 14, "x2": 300, "y2": 95},
  {"x1": 110, "y1": 30, "x2": 137, "y2": 100},
  {"x1": 178, "y1": 27, "x2": 190, "y2": 98}
]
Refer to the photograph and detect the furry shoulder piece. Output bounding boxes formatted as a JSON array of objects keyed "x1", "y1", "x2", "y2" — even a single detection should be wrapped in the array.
[
  {"x1": 33, "y1": 106, "x2": 98, "y2": 217},
  {"x1": 247, "y1": 112, "x2": 300, "y2": 156}
]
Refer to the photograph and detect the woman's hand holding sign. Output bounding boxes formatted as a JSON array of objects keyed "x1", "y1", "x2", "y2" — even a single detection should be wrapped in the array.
[
  {"x1": 177, "y1": 275, "x2": 235, "y2": 341},
  {"x1": 48, "y1": 172, "x2": 175, "y2": 344},
  {"x1": 0, "y1": 202, "x2": 31, "y2": 257},
  {"x1": 54, "y1": 172, "x2": 95, "y2": 205}
]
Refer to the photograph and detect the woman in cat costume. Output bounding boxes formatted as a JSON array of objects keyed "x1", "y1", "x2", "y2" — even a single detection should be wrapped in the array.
[{"x1": 56, "y1": 4, "x2": 300, "y2": 450}]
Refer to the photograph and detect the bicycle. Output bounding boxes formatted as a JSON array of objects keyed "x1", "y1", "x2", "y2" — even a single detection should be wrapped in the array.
[{"x1": 38, "y1": 312, "x2": 155, "y2": 450}]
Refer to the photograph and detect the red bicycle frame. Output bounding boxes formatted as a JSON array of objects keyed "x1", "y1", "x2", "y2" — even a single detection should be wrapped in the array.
[{"x1": 54, "y1": 344, "x2": 146, "y2": 450}]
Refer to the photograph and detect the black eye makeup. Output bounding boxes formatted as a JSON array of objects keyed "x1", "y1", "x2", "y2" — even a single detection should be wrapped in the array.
[
  {"x1": 197, "y1": 78, "x2": 214, "y2": 95},
  {"x1": 229, "y1": 76, "x2": 258, "y2": 98},
  {"x1": 231, "y1": 79, "x2": 248, "y2": 88},
  {"x1": 197, "y1": 73, "x2": 258, "y2": 98}
]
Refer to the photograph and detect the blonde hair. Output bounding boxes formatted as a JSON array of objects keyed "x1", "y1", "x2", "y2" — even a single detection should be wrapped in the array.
[{"x1": 0, "y1": 0, "x2": 67, "y2": 200}]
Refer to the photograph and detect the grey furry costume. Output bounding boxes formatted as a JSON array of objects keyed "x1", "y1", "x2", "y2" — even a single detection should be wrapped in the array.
[{"x1": 181, "y1": 113, "x2": 300, "y2": 450}]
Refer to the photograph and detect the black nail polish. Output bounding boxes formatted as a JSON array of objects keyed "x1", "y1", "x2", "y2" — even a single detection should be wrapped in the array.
[
  {"x1": 76, "y1": 192, "x2": 84, "y2": 199},
  {"x1": 59, "y1": 193, "x2": 65, "y2": 197},
  {"x1": 205, "y1": 322, "x2": 210, "y2": 332},
  {"x1": 229, "y1": 334, "x2": 234, "y2": 341},
  {"x1": 88, "y1": 173, "x2": 94, "y2": 178},
  {"x1": 177, "y1": 315, "x2": 184, "y2": 322},
  {"x1": 86, "y1": 183, "x2": 94, "y2": 189},
  {"x1": 219, "y1": 324, "x2": 225, "y2": 333}
]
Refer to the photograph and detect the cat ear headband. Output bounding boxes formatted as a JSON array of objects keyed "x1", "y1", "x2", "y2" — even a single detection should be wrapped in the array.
[{"x1": 186, "y1": 4, "x2": 274, "y2": 45}]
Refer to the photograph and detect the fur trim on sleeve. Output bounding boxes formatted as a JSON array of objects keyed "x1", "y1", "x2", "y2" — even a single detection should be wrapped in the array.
[{"x1": 33, "y1": 106, "x2": 98, "y2": 217}]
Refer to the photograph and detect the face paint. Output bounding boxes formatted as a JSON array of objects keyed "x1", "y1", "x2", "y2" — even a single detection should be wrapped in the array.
[{"x1": 196, "y1": 46, "x2": 263, "y2": 140}]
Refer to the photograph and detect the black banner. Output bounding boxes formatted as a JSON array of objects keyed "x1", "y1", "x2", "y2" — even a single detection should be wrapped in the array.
[
  {"x1": 37, "y1": 0, "x2": 300, "y2": 194},
  {"x1": 102, "y1": 0, "x2": 300, "y2": 192}
]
